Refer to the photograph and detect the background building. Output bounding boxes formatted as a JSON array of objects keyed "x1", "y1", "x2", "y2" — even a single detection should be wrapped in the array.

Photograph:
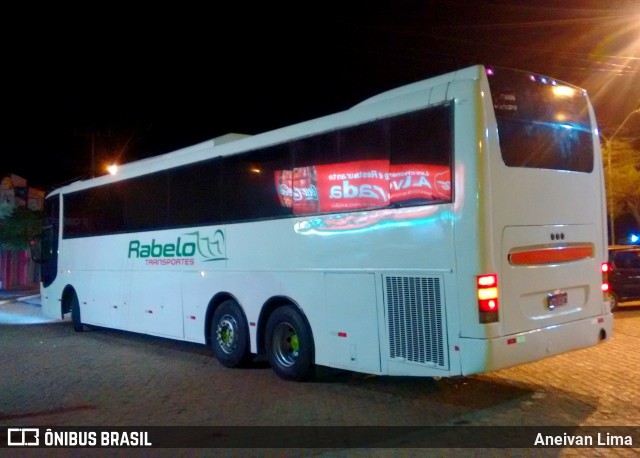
[{"x1": 0, "y1": 174, "x2": 44, "y2": 290}]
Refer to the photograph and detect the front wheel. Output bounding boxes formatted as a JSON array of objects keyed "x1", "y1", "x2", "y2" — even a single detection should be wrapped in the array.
[
  {"x1": 70, "y1": 292, "x2": 85, "y2": 332},
  {"x1": 210, "y1": 300, "x2": 251, "y2": 367},
  {"x1": 265, "y1": 305, "x2": 315, "y2": 382}
]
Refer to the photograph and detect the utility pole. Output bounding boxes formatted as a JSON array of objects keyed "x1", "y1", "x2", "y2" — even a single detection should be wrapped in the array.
[
  {"x1": 75, "y1": 129, "x2": 110, "y2": 179},
  {"x1": 91, "y1": 132, "x2": 95, "y2": 178},
  {"x1": 603, "y1": 107, "x2": 640, "y2": 244}
]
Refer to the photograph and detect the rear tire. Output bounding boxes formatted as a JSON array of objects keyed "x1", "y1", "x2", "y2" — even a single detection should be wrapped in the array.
[
  {"x1": 211, "y1": 300, "x2": 251, "y2": 367},
  {"x1": 265, "y1": 305, "x2": 315, "y2": 382}
]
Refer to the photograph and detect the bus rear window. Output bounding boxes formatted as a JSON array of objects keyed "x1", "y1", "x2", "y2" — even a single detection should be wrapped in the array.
[{"x1": 488, "y1": 67, "x2": 594, "y2": 173}]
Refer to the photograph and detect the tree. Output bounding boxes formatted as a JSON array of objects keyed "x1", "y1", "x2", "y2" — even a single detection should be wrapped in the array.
[
  {"x1": 0, "y1": 202, "x2": 13, "y2": 220},
  {"x1": 602, "y1": 138, "x2": 640, "y2": 232},
  {"x1": 0, "y1": 204, "x2": 42, "y2": 250}
]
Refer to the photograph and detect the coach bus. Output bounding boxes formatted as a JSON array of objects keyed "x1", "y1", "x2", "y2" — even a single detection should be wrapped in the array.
[{"x1": 33, "y1": 65, "x2": 612, "y2": 381}]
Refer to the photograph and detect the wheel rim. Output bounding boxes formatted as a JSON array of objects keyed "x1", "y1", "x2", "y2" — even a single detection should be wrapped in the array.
[
  {"x1": 272, "y1": 322, "x2": 299, "y2": 368},
  {"x1": 216, "y1": 314, "x2": 239, "y2": 355}
]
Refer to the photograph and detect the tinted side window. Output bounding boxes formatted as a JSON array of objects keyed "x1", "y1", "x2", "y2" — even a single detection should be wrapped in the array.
[
  {"x1": 390, "y1": 105, "x2": 451, "y2": 166},
  {"x1": 64, "y1": 184, "x2": 125, "y2": 238},
  {"x1": 389, "y1": 104, "x2": 452, "y2": 204},
  {"x1": 292, "y1": 131, "x2": 340, "y2": 168},
  {"x1": 124, "y1": 173, "x2": 168, "y2": 231},
  {"x1": 169, "y1": 158, "x2": 222, "y2": 227},
  {"x1": 221, "y1": 145, "x2": 293, "y2": 222},
  {"x1": 63, "y1": 104, "x2": 454, "y2": 236},
  {"x1": 309, "y1": 121, "x2": 390, "y2": 213},
  {"x1": 340, "y1": 121, "x2": 389, "y2": 162},
  {"x1": 279, "y1": 104, "x2": 453, "y2": 215}
]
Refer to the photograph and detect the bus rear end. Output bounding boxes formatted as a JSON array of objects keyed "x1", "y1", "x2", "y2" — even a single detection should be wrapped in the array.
[{"x1": 459, "y1": 66, "x2": 612, "y2": 374}]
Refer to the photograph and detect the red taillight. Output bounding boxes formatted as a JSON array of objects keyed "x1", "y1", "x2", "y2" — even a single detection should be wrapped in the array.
[
  {"x1": 477, "y1": 274, "x2": 499, "y2": 323},
  {"x1": 601, "y1": 262, "x2": 610, "y2": 295}
]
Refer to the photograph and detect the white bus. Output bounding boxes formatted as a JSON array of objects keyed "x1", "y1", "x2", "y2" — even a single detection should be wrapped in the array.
[{"x1": 34, "y1": 65, "x2": 612, "y2": 381}]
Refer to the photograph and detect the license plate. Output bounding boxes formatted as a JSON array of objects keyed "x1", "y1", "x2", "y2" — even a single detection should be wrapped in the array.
[{"x1": 547, "y1": 291, "x2": 568, "y2": 309}]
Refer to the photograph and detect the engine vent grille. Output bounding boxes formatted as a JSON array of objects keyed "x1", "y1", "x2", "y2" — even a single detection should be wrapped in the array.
[{"x1": 385, "y1": 276, "x2": 447, "y2": 368}]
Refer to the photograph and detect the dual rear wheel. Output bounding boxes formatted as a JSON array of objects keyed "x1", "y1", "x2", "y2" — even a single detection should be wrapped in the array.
[
  {"x1": 210, "y1": 300, "x2": 314, "y2": 381},
  {"x1": 265, "y1": 305, "x2": 315, "y2": 382}
]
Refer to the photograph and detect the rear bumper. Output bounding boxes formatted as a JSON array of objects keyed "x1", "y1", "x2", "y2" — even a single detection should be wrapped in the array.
[{"x1": 459, "y1": 313, "x2": 613, "y2": 375}]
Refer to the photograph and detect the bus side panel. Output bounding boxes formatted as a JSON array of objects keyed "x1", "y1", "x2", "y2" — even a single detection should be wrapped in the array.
[
  {"x1": 323, "y1": 273, "x2": 381, "y2": 374},
  {"x1": 181, "y1": 270, "x2": 223, "y2": 344},
  {"x1": 57, "y1": 236, "x2": 132, "y2": 329},
  {"x1": 128, "y1": 270, "x2": 183, "y2": 339},
  {"x1": 41, "y1": 285, "x2": 63, "y2": 319},
  {"x1": 74, "y1": 271, "x2": 107, "y2": 326},
  {"x1": 79, "y1": 270, "x2": 130, "y2": 328}
]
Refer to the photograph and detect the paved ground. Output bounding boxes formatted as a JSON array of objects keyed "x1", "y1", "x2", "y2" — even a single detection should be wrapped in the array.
[
  {"x1": 0, "y1": 290, "x2": 639, "y2": 456},
  {"x1": 0, "y1": 289, "x2": 47, "y2": 324}
]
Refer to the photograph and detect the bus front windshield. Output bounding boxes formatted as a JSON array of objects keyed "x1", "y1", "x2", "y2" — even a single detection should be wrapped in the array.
[{"x1": 487, "y1": 67, "x2": 594, "y2": 173}]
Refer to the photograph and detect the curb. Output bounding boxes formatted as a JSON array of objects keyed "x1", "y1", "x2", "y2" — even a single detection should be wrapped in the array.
[{"x1": 0, "y1": 294, "x2": 41, "y2": 306}]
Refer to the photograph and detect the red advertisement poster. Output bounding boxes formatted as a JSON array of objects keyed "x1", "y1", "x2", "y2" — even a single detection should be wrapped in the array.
[
  {"x1": 275, "y1": 169, "x2": 294, "y2": 209},
  {"x1": 388, "y1": 164, "x2": 451, "y2": 202},
  {"x1": 315, "y1": 160, "x2": 390, "y2": 212},
  {"x1": 274, "y1": 168, "x2": 321, "y2": 214},
  {"x1": 275, "y1": 161, "x2": 451, "y2": 216}
]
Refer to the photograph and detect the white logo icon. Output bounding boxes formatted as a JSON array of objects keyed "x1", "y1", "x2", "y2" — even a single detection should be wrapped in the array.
[{"x1": 7, "y1": 428, "x2": 40, "y2": 446}]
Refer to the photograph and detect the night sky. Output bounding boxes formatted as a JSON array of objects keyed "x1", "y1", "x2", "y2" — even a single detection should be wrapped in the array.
[{"x1": 3, "y1": 1, "x2": 639, "y2": 191}]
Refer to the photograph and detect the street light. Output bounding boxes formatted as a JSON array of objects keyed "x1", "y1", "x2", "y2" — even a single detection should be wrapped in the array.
[
  {"x1": 608, "y1": 108, "x2": 640, "y2": 145},
  {"x1": 602, "y1": 107, "x2": 640, "y2": 244}
]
